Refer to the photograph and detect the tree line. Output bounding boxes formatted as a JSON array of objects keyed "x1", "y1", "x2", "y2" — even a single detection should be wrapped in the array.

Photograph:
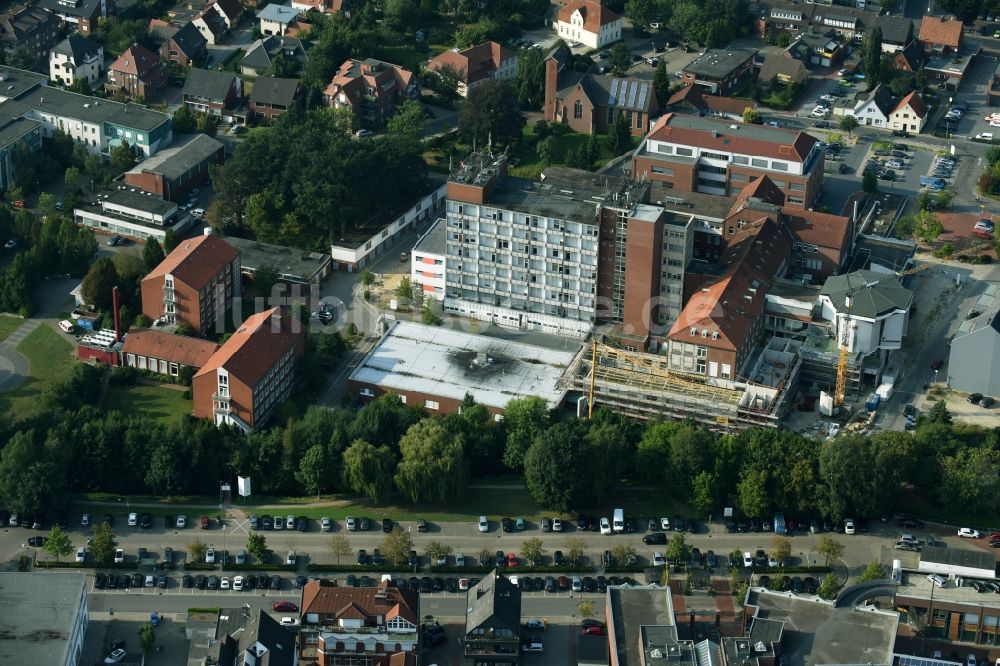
[{"x1": 2, "y1": 381, "x2": 996, "y2": 526}]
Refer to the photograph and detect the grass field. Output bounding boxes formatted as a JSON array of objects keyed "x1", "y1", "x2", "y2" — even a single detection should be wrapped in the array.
[
  {"x1": 0, "y1": 324, "x2": 75, "y2": 420},
  {"x1": 0, "y1": 316, "x2": 21, "y2": 342},
  {"x1": 509, "y1": 124, "x2": 617, "y2": 180},
  {"x1": 104, "y1": 382, "x2": 191, "y2": 423}
]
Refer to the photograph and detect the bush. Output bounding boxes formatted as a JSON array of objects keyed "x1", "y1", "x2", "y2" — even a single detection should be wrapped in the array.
[
  {"x1": 182, "y1": 389, "x2": 192, "y2": 399},
  {"x1": 933, "y1": 242, "x2": 955, "y2": 258},
  {"x1": 109, "y1": 366, "x2": 139, "y2": 386}
]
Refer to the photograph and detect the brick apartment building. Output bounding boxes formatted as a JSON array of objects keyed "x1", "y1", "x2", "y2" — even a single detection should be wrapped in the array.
[
  {"x1": 120, "y1": 328, "x2": 219, "y2": 379},
  {"x1": 543, "y1": 46, "x2": 658, "y2": 137},
  {"x1": 105, "y1": 44, "x2": 166, "y2": 100},
  {"x1": 299, "y1": 579, "x2": 419, "y2": 665},
  {"x1": 123, "y1": 133, "x2": 225, "y2": 202},
  {"x1": 140, "y1": 234, "x2": 241, "y2": 335},
  {"x1": 192, "y1": 306, "x2": 305, "y2": 431},
  {"x1": 323, "y1": 58, "x2": 415, "y2": 128},
  {"x1": 632, "y1": 113, "x2": 825, "y2": 208},
  {"x1": 427, "y1": 41, "x2": 517, "y2": 97}
]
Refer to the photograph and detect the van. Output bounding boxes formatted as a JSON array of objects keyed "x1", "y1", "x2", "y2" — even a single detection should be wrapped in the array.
[
  {"x1": 612, "y1": 508, "x2": 624, "y2": 533},
  {"x1": 773, "y1": 512, "x2": 786, "y2": 535},
  {"x1": 58, "y1": 320, "x2": 75, "y2": 333},
  {"x1": 927, "y1": 574, "x2": 947, "y2": 588}
]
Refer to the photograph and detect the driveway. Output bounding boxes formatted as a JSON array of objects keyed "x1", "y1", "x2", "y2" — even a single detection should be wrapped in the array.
[{"x1": 0, "y1": 319, "x2": 38, "y2": 392}]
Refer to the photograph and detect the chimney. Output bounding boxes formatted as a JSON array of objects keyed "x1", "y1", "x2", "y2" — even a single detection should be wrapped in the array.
[
  {"x1": 544, "y1": 54, "x2": 559, "y2": 123},
  {"x1": 112, "y1": 285, "x2": 122, "y2": 342}
]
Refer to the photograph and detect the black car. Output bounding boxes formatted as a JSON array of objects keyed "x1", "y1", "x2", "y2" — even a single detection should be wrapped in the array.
[
  {"x1": 479, "y1": 551, "x2": 491, "y2": 566},
  {"x1": 724, "y1": 518, "x2": 736, "y2": 533},
  {"x1": 624, "y1": 518, "x2": 636, "y2": 533},
  {"x1": 346, "y1": 574, "x2": 357, "y2": 587},
  {"x1": 140, "y1": 513, "x2": 152, "y2": 528},
  {"x1": 446, "y1": 577, "x2": 458, "y2": 593},
  {"x1": 420, "y1": 577, "x2": 434, "y2": 592},
  {"x1": 749, "y1": 518, "x2": 762, "y2": 532},
  {"x1": 359, "y1": 575, "x2": 375, "y2": 588},
  {"x1": 502, "y1": 517, "x2": 514, "y2": 532},
  {"x1": 673, "y1": 516, "x2": 685, "y2": 532},
  {"x1": 117, "y1": 574, "x2": 130, "y2": 589},
  {"x1": 102, "y1": 513, "x2": 114, "y2": 526},
  {"x1": 583, "y1": 576, "x2": 596, "y2": 592},
  {"x1": 157, "y1": 574, "x2": 168, "y2": 589},
  {"x1": 898, "y1": 517, "x2": 925, "y2": 529},
  {"x1": 408, "y1": 577, "x2": 419, "y2": 591},
  {"x1": 968, "y1": 392, "x2": 984, "y2": 404},
  {"x1": 164, "y1": 515, "x2": 174, "y2": 528},
  {"x1": 544, "y1": 576, "x2": 556, "y2": 592},
  {"x1": 643, "y1": 532, "x2": 667, "y2": 545},
  {"x1": 891, "y1": 129, "x2": 908, "y2": 137},
  {"x1": 804, "y1": 576, "x2": 818, "y2": 593},
  {"x1": 95, "y1": 573, "x2": 108, "y2": 589},
  {"x1": 780, "y1": 575, "x2": 791, "y2": 591},
  {"x1": 371, "y1": 549, "x2": 384, "y2": 565},
  {"x1": 706, "y1": 550, "x2": 718, "y2": 568},
  {"x1": 182, "y1": 574, "x2": 193, "y2": 588},
  {"x1": 554, "y1": 550, "x2": 565, "y2": 566},
  {"x1": 195, "y1": 574, "x2": 207, "y2": 589},
  {"x1": 409, "y1": 550, "x2": 418, "y2": 567},
  {"x1": 596, "y1": 576, "x2": 608, "y2": 592},
  {"x1": 879, "y1": 170, "x2": 896, "y2": 181},
  {"x1": 647, "y1": 517, "x2": 658, "y2": 531},
  {"x1": 208, "y1": 575, "x2": 220, "y2": 590},
  {"x1": 690, "y1": 548, "x2": 702, "y2": 567},
  {"x1": 270, "y1": 575, "x2": 282, "y2": 590},
  {"x1": 27, "y1": 536, "x2": 46, "y2": 547},
  {"x1": 244, "y1": 576, "x2": 256, "y2": 591},
  {"x1": 603, "y1": 550, "x2": 613, "y2": 568},
  {"x1": 754, "y1": 549, "x2": 768, "y2": 567},
  {"x1": 792, "y1": 577, "x2": 805, "y2": 593},
  {"x1": 577, "y1": 515, "x2": 591, "y2": 530},
  {"x1": 837, "y1": 163, "x2": 851, "y2": 174},
  {"x1": 357, "y1": 549, "x2": 369, "y2": 565},
  {"x1": 382, "y1": 517, "x2": 393, "y2": 533},
  {"x1": 813, "y1": 121, "x2": 831, "y2": 129},
  {"x1": 163, "y1": 546, "x2": 173, "y2": 569},
  {"x1": 131, "y1": 573, "x2": 143, "y2": 588},
  {"x1": 495, "y1": 550, "x2": 505, "y2": 567},
  {"x1": 295, "y1": 575, "x2": 307, "y2": 589},
  {"x1": 261, "y1": 515, "x2": 272, "y2": 530},
  {"x1": 256, "y1": 574, "x2": 269, "y2": 589}
]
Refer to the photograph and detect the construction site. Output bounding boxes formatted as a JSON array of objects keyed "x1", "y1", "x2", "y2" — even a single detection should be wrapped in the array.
[{"x1": 558, "y1": 337, "x2": 802, "y2": 432}]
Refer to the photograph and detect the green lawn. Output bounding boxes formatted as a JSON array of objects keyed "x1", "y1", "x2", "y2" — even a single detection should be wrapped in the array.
[
  {"x1": 0, "y1": 324, "x2": 76, "y2": 421},
  {"x1": 510, "y1": 124, "x2": 618, "y2": 180},
  {"x1": 104, "y1": 382, "x2": 191, "y2": 423},
  {"x1": 0, "y1": 315, "x2": 22, "y2": 342}
]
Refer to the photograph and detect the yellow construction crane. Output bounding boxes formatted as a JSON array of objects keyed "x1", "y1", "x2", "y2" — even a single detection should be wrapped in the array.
[{"x1": 834, "y1": 264, "x2": 931, "y2": 406}]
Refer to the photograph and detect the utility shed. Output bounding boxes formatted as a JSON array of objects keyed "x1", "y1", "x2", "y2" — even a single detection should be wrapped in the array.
[{"x1": 918, "y1": 547, "x2": 998, "y2": 579}]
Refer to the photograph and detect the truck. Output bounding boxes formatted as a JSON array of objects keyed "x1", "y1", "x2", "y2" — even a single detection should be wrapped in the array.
[
  {"x1": 875, "y1": 382, "x2": 893, "y2": 401},
  {"x1": 919, "y1": 175, "x2": 946, "y2": 189},
  {"x1": 865, "y1": 393, "x2": 881, "y2": 412}
]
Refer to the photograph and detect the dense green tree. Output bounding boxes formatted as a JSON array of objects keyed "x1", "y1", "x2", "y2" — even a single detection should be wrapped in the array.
[
  {"x1": 396, "y1": 420, "x2": 468, "y2": 503},
  {"x1": 381, "y1": 526, "x2": 414, "y2": 566},
  {"x1": 816, "y1": 534, "x2": 845, "y2": 566},
  {"x1": 520, "y1": 536, "x2": 545, "y2": 565},
  {"x1": 523, "y1": 421, "x2": 591, "y2": 511},
  {"x1": 387, "y1": 100, "x2": 426, "y2": 138},
  {"x1": 246, "y1": 532, "x2": 269, "y2": 561},
  {"x1": 0, "y1": 430, "x2": 65, "y2": 518},
  {"x1": 862, "y1": 170, "x2": 878, "y2": 194},
  {"x1": 80, "y1": 257, "x2": 119, "y2": 312},
  {"x1": 839, "y1": 115, "x2": 859, "y2": 135},
  {"x1": 636, "y1": 421, "x2": 680, "y2": 482},
  {"x1": 139, "y1": 623, "x2": 155, "y2": 654},
  {"x1": 653, "y1": 59, "x2": 671, "y2": 106},
  {"x1": 939, "y1": 446, "x2": 1000, "y2": 516},
  {"x1": 89, "y1": 523, "x2": 116, "y2": 563},
  {"x1": 608, "y1": 112, "x2": 633, "y2": 155},
  {"x1": 858, "y1": 560, "x2": 888, "y2": 582},
  {"x1": 501, "y1": 396, "x2": 549, "y2": 470},
  {"x1": 665, "y1": 532, "x2": 690, "y2": 563},
  {"x1": 515, "y1": 47, "x2": 546, "y2": 109},
  {"x1": 342, "y1": 439, "x2": 396, "y2": 501},
  {"x1": 43, "y1": 526, "x2": 73, "y2": 561},
  {"x1": 862, "y1": 26, "x2": 882, "y2": 90},
  {"x1": 196, "y1": 113, "x2": 218, "y2": 136},
  {"x1": 426, "y1": 63, "x2": 462, "y2": 105},
  {"x1": 737, "y1": 468, "x2": 769, "y2": 518},
  {"x1": 110, "y1": 141, "x2": 138, "y2": 171},
  {"x1": 330, "y1": 534, "x2": 352, "y2": 563},
  {"x1": 351, "y1": 394, "x2": 423, "y2": 449},
  {"x1": 163, "y1": 227, "x2": 179, "y2": 253},
  {"x1": 443, "y1": 395, "x2": 503, "y2": 475},
  {"x1": 927, "y1": 400, "x2": 952, "y2": 424},
  {"x1": 142, "y1": 238, "x2": 164, "y2": 271},
  {"x1": 609, "y1": 43, "x2": 631, "y2": 76},
  {"x1": 459, "y1": 79, "x2": 525, "y2": 148},
  {"x1": 296, "y1": 443, "x2": 340, "y2": 496},
  {"x1": 172, "y1": 106, "x2": 197, "y2": 134}
]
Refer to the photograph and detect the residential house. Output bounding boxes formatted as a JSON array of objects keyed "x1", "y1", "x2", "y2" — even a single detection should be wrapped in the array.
[
  {"x1": 300, "y1": 578, "x2": 420, "y2": 665},
  {"x1": 892, "y1": 40, "x2": 924, "y2": 72},
  {"x1": 160, "y1": 21, "x2": 207, "y2": 67},
  {"x1": 36, "y1": 0, "x2": 106, "y2": 35},
  {"x1": 554, "y1": 0, "x2": 622, "y2": 50},
  {"x1": 464, "y1": 571, "x2": 521, "y2": 665},
  {"x1": 249, "y1": 75, "x2": 300, "y2": 122},
  {"x1": 817, "y1": 12, "x2": 867, "y2": 42},
  {"x1": 291, "y1": 0, "x2": 347, "y2": 14},
  {"x1": 239, "y1": 35, "x2": 309, "y2": 76},
  {"x1": 206, "y1": 609, "x2": 298, "y2": 666},
  {"x1": 834, "y1": 82, "x2": 892, "y2": 128},
  {"x1": 0, "y1": 5, "x2": 60, "y2": 60},
  {"x1": 123, "y1": 133, "x2": 225, "y2": 201},
  {"x1": 757, "y1": 3, "x2": 812, "y2": 36},
  {"x1": 758, "y1": 53, "x2": 808, "y2": 87},
  {"x1": 323, "y1": 58, "x2": 416, "y2": 128},
  {"x1": 918, "y1": 15, "x2": 963, "y2": 54},
  {"x1": 924, "y1": 47, "x2": 978, "y2": 92},
  {"x1": 181, "y1": 68, "x2": 245, "y2": 124},
  {"x1": 888, "y1": 91, "x2": 927, "y2": 134},
  {"x1": 192, "y1": 306, "x2": 305, "y2": 431},
  {"x1": 632, "y1": 113, "x2": 825, "y2": 207},
  {"x1": 1, "y1": 79, "x2": 173, "y2": 156},
  {"x1": 665, "y1": 83, "x2": 756, "y2": 121},
  {"x1": 193, "y1": 0, "x2": 241, "y2": 45},
  {"x1": 256, "y1": 3, "x2": 301, "y2": 36},
  {"x1": 681, "y1": 46, "x2": 757, "y2": 96},
  {"x1": 427, "y1": 41, "x2": 517, "y2": 97},
  {"x1": 818, "y1": 270, "x2": 912, "y2": 359},
  {"x1": 141, "y1": 233, "x2": 242, "y2": 334},
  {"x1": 543, "y1": 46, "x2": 658, "y2": 136},
  {"x1": 874, "y1": 14, "x2": 914, "y2": 52},
  {"x1": 666, "y1": 218, "x2": 790, "y2": 382},
  {"x1": 105, "y1": 44, "x2": 166, "y2": 100},
  {"x1": 121, "y1": 328, "x2": 219, "y2": 378},
  {"x1": 783, "y1": 33, "x2": 844, "y2": 69},
  {"x1": 49, "y1": 34, "x2": 103, "y2": 88}
]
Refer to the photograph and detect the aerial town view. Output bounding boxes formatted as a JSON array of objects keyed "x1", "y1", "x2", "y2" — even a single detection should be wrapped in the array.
[{"x1": 2, "y1": 0, "x2": 1000, "y2": 661}]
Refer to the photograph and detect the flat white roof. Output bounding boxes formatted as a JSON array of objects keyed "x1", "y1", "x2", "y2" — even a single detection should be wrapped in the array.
[{"x1": 349, "y1": 321, "x2": 575, "y2": 410}]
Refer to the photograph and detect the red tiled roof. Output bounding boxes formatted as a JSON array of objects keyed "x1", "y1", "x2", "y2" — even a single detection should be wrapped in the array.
[
  {"x1": 893, "y1": 90, "x2": 927, "y2": 118},
  {"x1": 647, "y1": 113, "x2": 817, "y2": 162},
  {"x1": 781, "y1": 206, "x2": 850, "y2": 251},
  {"x1": 122, "y1": 329, "x2": 219, "y2": 368},
  {"x1": 668, "y1": 219, "x2": 790, "y2": 352},
  {"x1": 143, "y1": 235, "x2": 239, "y2": 292},
  {"x1": 667, "y1": 85, "x2": 756, "y2": 116},
  {"x1": 557, "y1": 0, "x2": 621, "y2": 33},
  {"x1": 110, "y1": 44, "x2": 161, "y2": 76},
  {"x1": 324, "y1": 58, "x2": 414, "y2": 107},
  {"x1": 193, "y1": 306, "x2": 304, "y2": 389},
  {"x1": 918, "y1": 16, "x2": 962, "y2": 48},
  {"x1": 301, "y1": 579, "x2": 419, "y2": 627},
  {"x1": 427, "y1": 41, "x2": 513, "y2": 86},
  {"x1": 731, "y1": 175, "x2": 785, "y2": 210}
]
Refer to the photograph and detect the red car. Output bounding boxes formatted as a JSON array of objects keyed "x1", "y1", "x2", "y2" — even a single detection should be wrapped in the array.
[
  {"x1": 199, "y1": 516, "x2": 210, "y2": 529},
  {"x1": 506, "y1": 552, "x2": 518, "y2": 567},
  {"x1": 272, "y1": 601, "x2": 298, "y2": 612},
  {"x1": 581, "y1": 625, "x2": 603, "y2": 636}
]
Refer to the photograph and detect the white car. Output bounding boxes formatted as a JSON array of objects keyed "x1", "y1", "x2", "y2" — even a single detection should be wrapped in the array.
[
  {"x1": 128, "y1": 512, "x2": 137, "y2": 526},
  {"x1": 600, "y1": 517, "x2": 612, "y2": 535},
  {"x1": 3, "y1": 239, "x2": 15, "y2": 249},
  {"x1": 838, "y1": 68, "x2": 850, "y2": 76},
  {"x1": 986, "y1": 113, "x2": 1000, "y2": 121},
  {"x1": 345, "y1": 516, "x2": 356, "y2": 531},
  {"x1": 459, "y1": 578, "x2": 470, "y2": 590},
  {"x1": 820, "y1": 94, "x2": 835, "y2": 103},
  {"x1": 966, "y1": 656, "x2": 976, "y2": 666},
  {"x1": 522, "y1": 642, "x2": 544, "y2": 653},
  {"x1": 233, "y1": 576, "x2": 243, "y2": 591},
  {"x1": 280, "y1": 617, "x2": 300, "y2": 627},
  {"x1": 844, "y1": 518, "x2": 856, "y2": 535},
  {"x1": 190, "y1": 208, "x2": 205, "y2": 218},
  {"x1": 660, "y1": 517, "x2": 670, "y2": 530},
  {"x1": 321, "y1": 517, "x2": 332, "y2": 532},
  {"x1": 176, "y1": 515, "x2": 186, "y2": 528},
  {"x1": 206, "y1": 547, "x2": 216, "y2": 563},
  {"x1": 286, "y1": 550, "x2": 297, "y2": 565},
  {"x1": 220, "y1": 576, "x2": 230, "y2": 590},
  {"x1": 885, "y1": 160, "x2": 902, "y2": 169},
  {"x1": 552, "y1": 518, "x2": 563, "y2": 532},
  {"x1": 104, "y1": 648, "x2": 126, "y2": 663},
  {"x1": 743, "y1": 551, "x2": 754, "y2": 568},
  {"x1": 958, "y1": 527, "x2": 981, "y2": 538},
  {"x1": 653, "y1": 551, "x2": 666, "y2": 566},
  {"x1": 114, "y1": 548, "x2": 124, "y2": 563},
  {"x1": 75, "y1": 546, "x2": 85, "y2": 563},
  {"x1": 811, "y1": 106, "x2": 829, "y2": 117},
  {"x1": 478, "y1": 516, "x2": 489, "y2": 532}
]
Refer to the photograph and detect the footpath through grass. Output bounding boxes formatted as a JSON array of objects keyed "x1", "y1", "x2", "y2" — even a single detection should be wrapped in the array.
[
  {"x1": 0, "y1": 315, "x2": 21, "y2": 342},
  {"x1": 0, "y1": 324, "x2": 75, "y2": 421}
]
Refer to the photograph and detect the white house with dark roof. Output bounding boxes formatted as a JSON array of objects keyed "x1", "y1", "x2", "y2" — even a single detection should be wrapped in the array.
[
  {"x1": 256, "y1": 3, "x2": 301, "y2": 36},
  {"x1": 818, "y1": 270, "x2": 913, "y2": 356},
  {"x1": 48, "y1": 34, "x2": 103, "y2": 87}
]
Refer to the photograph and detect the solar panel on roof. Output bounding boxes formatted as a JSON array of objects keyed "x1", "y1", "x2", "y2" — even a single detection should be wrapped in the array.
[
  {"x1": 608, "y1": 79, "x2": 620, "y2": 106},
  {"x1": 626, "y1": 81, "x2": 638, "y2": 109},
  {"x1": 636, "y1": 83, "x2": 648, "y2": 110}
]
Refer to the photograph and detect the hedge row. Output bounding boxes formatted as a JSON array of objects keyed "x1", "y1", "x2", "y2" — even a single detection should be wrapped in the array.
[
  {"x1": 226, "y1": 563, "x2": 296, "y2": 572},
  {"x1": 307, "y1": 564, "x2": 413, "y2": 573},
  {"x1": 750, "y1": 565, "x2": 832, "y2": 575},
  {"x1": 35, "y1": 561, "x2": 137, "y2": 570}
]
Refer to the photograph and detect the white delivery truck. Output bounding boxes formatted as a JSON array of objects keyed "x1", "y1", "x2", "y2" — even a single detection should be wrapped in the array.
[{"x1": 612, "y1": 508, "x2": 624, "y2": 533}]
